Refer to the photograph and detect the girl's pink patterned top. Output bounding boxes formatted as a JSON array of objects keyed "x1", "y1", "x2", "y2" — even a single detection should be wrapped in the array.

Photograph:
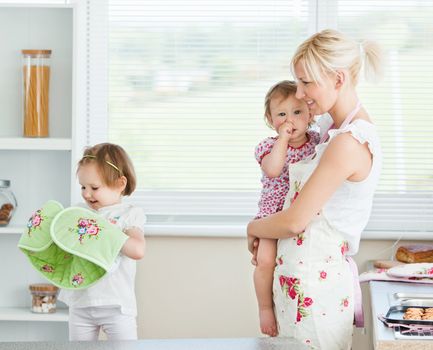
[{"x1": 254, "y1": 130, "x2": 320, "y2": 219}]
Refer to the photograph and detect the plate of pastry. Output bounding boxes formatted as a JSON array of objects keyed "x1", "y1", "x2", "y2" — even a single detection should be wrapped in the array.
[{"x1": 387, "y1": 263, "x2": 433, "y2": 279}]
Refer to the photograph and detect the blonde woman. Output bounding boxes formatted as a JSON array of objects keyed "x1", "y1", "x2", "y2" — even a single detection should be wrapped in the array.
[{"x1": 247, "y1": 29, "x2": 383, "y2": 349}]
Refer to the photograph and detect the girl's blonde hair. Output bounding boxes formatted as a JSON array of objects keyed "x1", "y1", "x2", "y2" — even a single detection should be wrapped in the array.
[
  {"x1": 291, "y1": 29, "x2": 383, "y2": 86},
  {"x1": 78, "y1": 143, "x2": 136, "y2": 196},
  {"x1": 264, "y1": 80, "x2": 297, "y2": 129}
]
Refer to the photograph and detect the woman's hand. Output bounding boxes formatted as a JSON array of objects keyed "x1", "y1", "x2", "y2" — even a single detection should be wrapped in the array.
[
  {"x1": 247, "y1": 220, "x2": 260, "y2": 265},
  {"x1": 249, "y1": 236, "x2": 259, "y2": 266},
  {"x1": 248, "y1": 233, "x2": 258, "y2": 253}
]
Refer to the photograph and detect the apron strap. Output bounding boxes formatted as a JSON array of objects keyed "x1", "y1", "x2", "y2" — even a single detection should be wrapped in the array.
[
  {"x1": 319, "y1": 122, "x2": 334, "y2": 144},
  {"x1": 318, "y1": 101, "x2": 362, "y2": 144},
  {"x1": 346, "y1": 256, "x2": 364, "y2": 328}
]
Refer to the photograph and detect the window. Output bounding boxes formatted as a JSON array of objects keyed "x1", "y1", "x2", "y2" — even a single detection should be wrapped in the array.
[
  {"x1": 83, "y1": 0, "x2": 433, "y2": 234},
  {"x1": 334, "y1": 1, "x2": 433, "y2": 232},
  {"x1": 105, "y1": 0, "x2": 310, "y2": 217}
]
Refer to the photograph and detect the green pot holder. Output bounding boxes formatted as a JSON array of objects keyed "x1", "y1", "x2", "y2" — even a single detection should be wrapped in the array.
[{"x1": 18, "y1": 200, "x2": 128, "y2": 290}]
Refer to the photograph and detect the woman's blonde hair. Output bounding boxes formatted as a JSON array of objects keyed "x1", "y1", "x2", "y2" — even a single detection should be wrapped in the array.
[
  {"x1": 291, "y1": 29, "x2": 383, "y2": 86},
  {"x1": 78, "y1": 143, "x2": 136, "y2": 196},
  {"x1": 264, "y1": 80, "x2": 297, "y2": 129}
]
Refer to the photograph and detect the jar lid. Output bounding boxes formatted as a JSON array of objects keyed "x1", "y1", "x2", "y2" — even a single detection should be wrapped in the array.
[
  {"x1": 0, "y1": 180, "x2": 10, "y2": 188},
  {"x1": 22, "y1": 49, "x2": 52, "y2": 57},
  {"x1": 29, "y1": 283, "x2": 58, "y2": 292}
]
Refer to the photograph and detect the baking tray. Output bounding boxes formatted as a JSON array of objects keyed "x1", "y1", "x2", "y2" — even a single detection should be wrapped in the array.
[
  {"x1": 401, "y1": 299, "x2": 433, "y2": 307},
  {"x1": 384, "y1": 305, "x2": 433, "y2": 326},
  {"x1": 394, "y1": 292, "x2": 433, "y2": 300}
]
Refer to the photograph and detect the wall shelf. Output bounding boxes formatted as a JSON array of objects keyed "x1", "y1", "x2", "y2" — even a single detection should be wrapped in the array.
[
  {"x1": 0, "y1": 307, "x2": 68, "y2": 322},
  {"x1": 0, "y1": 226, "x2": 23, "y2": 235},
  {"x1": 0, "y1": 4, "x2": 74, "y2": 340},
  {"x1": 0, "y1": 3, "x2": 74, "y2": 9},
  {"x1": 0, "y1": 137, "x2": 72, "y2": 151}
]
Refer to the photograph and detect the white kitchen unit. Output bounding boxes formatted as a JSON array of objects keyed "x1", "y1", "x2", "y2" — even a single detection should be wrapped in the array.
[
  {"x1": 369, "y1": 281, "x2": 433, "y2": 349},
  {"x1": 0, "y1": 3, "x2": 75, "y2": 341}
]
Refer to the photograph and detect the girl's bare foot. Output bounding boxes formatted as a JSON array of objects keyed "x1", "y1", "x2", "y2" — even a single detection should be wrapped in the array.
[{"x1": 259, "y1": 307, "x2": 278, "y2": 337}]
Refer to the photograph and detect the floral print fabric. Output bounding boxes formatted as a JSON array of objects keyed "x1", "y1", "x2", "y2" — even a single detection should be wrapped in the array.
[
  {"x1": 254, "y1": 130, "x2": 319, "y2": 219},
  {"x1": 273, "y1": 156, "x2": 354, "y2": 350}
]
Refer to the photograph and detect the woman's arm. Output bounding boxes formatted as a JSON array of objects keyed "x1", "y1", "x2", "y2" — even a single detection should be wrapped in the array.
[
  {"x1": 121, "y1": 227, "x2": 146, "y2": 260},
  {"x1": 247, "y1": 132, "x2": 372, "y2": 249}
]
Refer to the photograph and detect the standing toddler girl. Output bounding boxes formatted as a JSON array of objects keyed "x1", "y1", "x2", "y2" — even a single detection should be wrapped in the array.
[
  {"x1": 59, "y1": 142, "x2": 146, "y2": 341},
  {"x1": 253, "y1": 80, "x2": 319, "y2": 337}
]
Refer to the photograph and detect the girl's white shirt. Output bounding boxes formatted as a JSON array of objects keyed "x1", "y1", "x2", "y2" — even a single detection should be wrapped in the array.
[{"x1": 58, "y1": 202, "x2": 146, "y2": 316}]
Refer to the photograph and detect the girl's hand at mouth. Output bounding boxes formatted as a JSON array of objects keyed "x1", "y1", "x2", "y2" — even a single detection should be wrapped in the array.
[{"x1": 278, "y1": 122, "x2": 294, "y2": 141}]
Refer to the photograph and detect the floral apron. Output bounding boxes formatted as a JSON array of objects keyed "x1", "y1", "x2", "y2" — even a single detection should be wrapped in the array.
[
  {"x1": 273, "y1": 104, "x2": 364, "y2": 350},
  {"x1": 273, "y1": 156, "x2": 354, "y2": 350}
]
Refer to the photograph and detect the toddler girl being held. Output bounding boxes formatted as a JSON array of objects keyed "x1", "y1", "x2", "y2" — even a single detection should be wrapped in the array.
[{"x1": 253, "y1": 80, "x2": 319, "y2": 337}]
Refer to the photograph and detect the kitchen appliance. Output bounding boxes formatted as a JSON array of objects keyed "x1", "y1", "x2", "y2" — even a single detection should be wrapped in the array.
[{"x1": 382, "y1": 292, "x2": 433, "y2": 340}]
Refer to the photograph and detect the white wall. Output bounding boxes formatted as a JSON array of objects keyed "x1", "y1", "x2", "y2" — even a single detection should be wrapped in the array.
[
  {"x1": 135, "y1": 237, "x2": 431, "y2": 349},
  {"x1": 136, "y1": 236, "x2": 259, "y2": 339}
]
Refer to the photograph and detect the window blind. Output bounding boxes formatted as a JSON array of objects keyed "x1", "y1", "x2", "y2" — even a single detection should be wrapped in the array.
[
  {"x1": 105, "y1": 0, "x2": 310, "y2": 216},
  {"x1": 84, "y1": 0, "x2": 433, "y2": 233},
  {"x1": 334, "y1": 0, "x2": 433, "y2": 232}
]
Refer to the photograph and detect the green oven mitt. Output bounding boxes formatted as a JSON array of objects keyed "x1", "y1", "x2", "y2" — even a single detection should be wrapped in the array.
[
  {"x1": 18, "y1": 201, "x2": 128, "y2": 290},
  {"x1": 18, "y1": 200, "x2": 64, "y2": 252},
  {"x1": 18, "y1": 200, "x2": 71, "y2": 287}
]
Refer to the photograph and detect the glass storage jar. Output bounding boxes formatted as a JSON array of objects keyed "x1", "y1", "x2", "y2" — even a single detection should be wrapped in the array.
[
  {"x1": 29, "y1": 283, "x2": 58, "y2": 313},
  {"x1": 0, "y1": 180, "x2": 17, "y2": 226},
  {"x1": 22, "y1": 49, "x2": 52, "y2": 137}
]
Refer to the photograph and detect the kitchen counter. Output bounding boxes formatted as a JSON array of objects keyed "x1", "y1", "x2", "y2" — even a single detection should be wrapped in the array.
[
  {"x1": 0, "y1": 337, "x2": 308, "y2": 350},
  {"x1": 370, "y1": 281, "x2": 433, "y2": 349}
]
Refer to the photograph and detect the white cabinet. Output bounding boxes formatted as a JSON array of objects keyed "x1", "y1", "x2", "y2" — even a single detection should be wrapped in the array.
[{"x1": 0, "y1": 3, "x2": 75, "y2": 341}]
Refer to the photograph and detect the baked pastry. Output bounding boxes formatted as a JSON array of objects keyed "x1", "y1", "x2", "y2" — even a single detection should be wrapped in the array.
[
  {"x1": 373, "y1": 260, "x2": 404, "y2": 269},
  {"x1": 404, "y1": 307, "x2": 424, "y2": 320},
  {"x1": 395, "y1": 244, "x2": 433, "y2": 263}
]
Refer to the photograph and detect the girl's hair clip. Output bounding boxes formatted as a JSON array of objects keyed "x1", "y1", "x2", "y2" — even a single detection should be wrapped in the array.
[{"x1": 81, "y1": 155, "x2": 122, "y2": 174}]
